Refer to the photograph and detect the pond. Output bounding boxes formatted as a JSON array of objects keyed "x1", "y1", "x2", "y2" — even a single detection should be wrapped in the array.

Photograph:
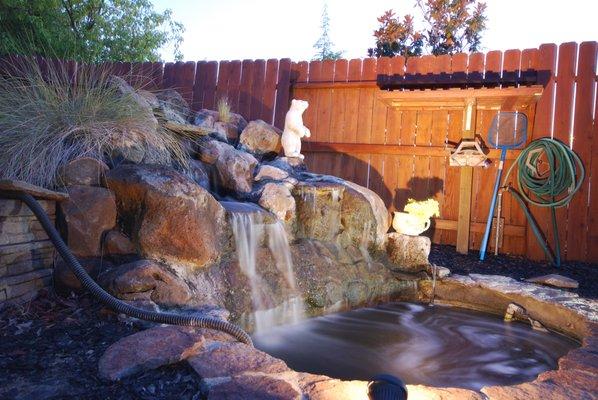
[{"x1": 253, "y1": 302, "x2": 578, "y2": 390}]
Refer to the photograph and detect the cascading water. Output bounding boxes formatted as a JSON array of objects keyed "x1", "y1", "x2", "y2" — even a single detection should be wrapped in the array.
[
  {"x1": 267, "y1": 221, "x2": 305, "y2": 325},
  {"x1": 228, "y1": 203, "x2": 304, "y2": 332}
]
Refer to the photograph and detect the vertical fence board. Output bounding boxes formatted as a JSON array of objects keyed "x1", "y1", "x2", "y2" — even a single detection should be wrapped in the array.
[
  {"x1": 314, "y1": 60, "x2": 335, "y2": 142},
  {"x1": 567, "y1": 41, "x2": 597, "y2": 261},
  {"x1": 215, "y1": 60, "x2": 231, "y2": 107},
  {"x1": 249, "y1": 60, "x2": 266, "y2": 121},
  {"x1": 192, "y1": 61, "x2": 207, "y2": 111},
  {"x1": 329, "y1": 60, "x2": 348, "y2": 143},
  {"x1": 502, "y1": 49, "x2": 522, "y2": 86},
  {"x1": 527, "y1": 43, "x2": 557, "y2": 260},
  {"x1": 274, "y1": 58, "x2": 292, "y2": 129},
  {"x1": 202, "y1": 61, "x2": 219, "y2": 111},
  {"x1": 227, "y1": 60, "x2": 242, "y2": 113},
  {"x1": 238, "y1": 60, "x2": 254, "y2": 118},
  {"x1": 345, "y1": 59, "x2": 362, "y2": 143},
  {"x1": 177, "y1": 61, "x2": 196, "y2": 106},
  {"x1": 553, "y1": 42, "x2": 578, "y2": 260},
  {"x1": 162, "y1": 62, "x2": 175, "y2": 89},
  {"x1": 589, "y1": 80, "x2": 598, "y2": 262},
  {"x1": 261, "y1": 59, "x2": 279, "y2": 124}
]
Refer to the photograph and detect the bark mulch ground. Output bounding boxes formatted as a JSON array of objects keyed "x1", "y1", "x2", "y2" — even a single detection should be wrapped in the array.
[
  {"x1": 0, "y1": 291, "x2": 203, "y2": 400},
  {"x1": 1, "y1": 244, "x2": 595, "y2": 399}
]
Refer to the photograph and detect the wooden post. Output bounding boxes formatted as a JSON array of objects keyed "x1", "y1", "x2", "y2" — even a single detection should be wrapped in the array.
[{"x1": 456, "y1": 98, "x2": 477, "y2": 254}]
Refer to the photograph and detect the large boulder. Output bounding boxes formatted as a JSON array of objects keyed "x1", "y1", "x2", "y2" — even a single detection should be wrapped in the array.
[
  {"x1": 54, "y1": 257, "x2": 114, "y2": 294},
  {"x1": 386, "y1": 232, "x2": 431, "y2": 272},
  {"x1": 59, "y1": 185, "x2": 116, "y2": 258},
  {"x1": 197, "y1": 138, "x2": 230, "y2": 165},
  {"x1": 101, "y1": 259, "x2": 193, "y2": 306},
  {"x1": 98, "y1": 326, "x2": 204, "y2": 381},
  {"x1": 105, "y1": 164, "x2": 226, "y2": 268},
  {"x1": 187, "y1": 159, "x2": 211, "y2": 190},
  {"x1": 187, "y1": 342, "x2": 288, "y2": 378},
  {"x1": 339, "y1": 180, "x2": 390, "y2": 250},
  {"x1": 214, "y1": 144, "x2": 258, "y2": 194},
  {"x1": 238, "y1": 120, "x2": 282, "y2": 157},
  {"x1": 102, "y1": 230, "x2": 136, "y2": 256},
  {"x1": 293, "y1": 182, "x2": 343, "y2": 242},
  {"x1": 57, "y1": 157, "x2": 108, "y2": 187},
  {"x1": 254, "y1": 165, "x2": 289, "y2": 182},
  {"x1": 155, "y1": 89, "x2": 191, "y2": 124},
  {"x1": 258, "y1": 183, "x2": 296, "y2": 223},
  {"x1": 292, "y1": 178, "x2": 389, "y2": 250}
]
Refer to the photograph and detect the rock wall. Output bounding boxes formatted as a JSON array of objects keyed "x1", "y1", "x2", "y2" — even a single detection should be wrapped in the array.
[{"x1": 0, "y1": 199, "x2": 55, "y2": 305}]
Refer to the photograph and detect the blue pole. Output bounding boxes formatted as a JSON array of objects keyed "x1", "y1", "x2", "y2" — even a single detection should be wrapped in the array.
[{"x1": 480, "y1": 148, "x2": 507, "y2": 260}]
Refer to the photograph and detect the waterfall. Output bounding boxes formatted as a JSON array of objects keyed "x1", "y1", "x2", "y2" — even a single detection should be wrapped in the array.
[
  {"x1": 267, "y1": 221, "x2": 304, "y2": 325},
  {"x1": 230, "y1": 210, "x2": 267, "y2": 322},
  {"x1": 229, "y1": 206, "x2": 304, "y2": 332}
]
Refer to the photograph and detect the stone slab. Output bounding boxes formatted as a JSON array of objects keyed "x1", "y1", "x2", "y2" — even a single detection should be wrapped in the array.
[{"x1": 0, "y1": 180, "x2": 68, "y2": 201}]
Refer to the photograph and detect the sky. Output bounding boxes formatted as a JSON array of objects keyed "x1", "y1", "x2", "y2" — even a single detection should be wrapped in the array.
[{"x1": 152, "y1": 0, "x2": 598, "y2": 62}]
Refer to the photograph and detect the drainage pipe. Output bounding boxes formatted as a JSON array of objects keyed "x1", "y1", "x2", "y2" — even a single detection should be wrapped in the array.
[{"x1": 0, "y1": 190, "x2": 253, "y2": 346}]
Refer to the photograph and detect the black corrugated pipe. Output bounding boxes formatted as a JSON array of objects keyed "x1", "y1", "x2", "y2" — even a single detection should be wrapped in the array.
[{"x1": 1, "y1": 190, "x2": 253, "y2": 346}]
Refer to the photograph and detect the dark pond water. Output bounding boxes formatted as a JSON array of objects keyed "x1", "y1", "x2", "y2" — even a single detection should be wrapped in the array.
[{"x1": 252, "y1": 302, "x2": 578, "y2": 390}]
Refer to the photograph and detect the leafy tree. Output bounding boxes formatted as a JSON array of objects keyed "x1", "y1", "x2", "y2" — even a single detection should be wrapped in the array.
[
  {"x1": 313, "y1": 3, "x2": 344, "y2": 60},
  {"x1": 0, "y1": 0, "x2": 184, "y2": 62},
  {"x1": 368, "y1": 0, "x2": 487, "y2": 58},
  {"x1": 367, "y1": 10, "x2": 424, "y2": 58}
]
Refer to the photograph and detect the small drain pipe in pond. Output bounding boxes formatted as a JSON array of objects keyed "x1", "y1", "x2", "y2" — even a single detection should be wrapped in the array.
[{"x1": 0, "y1": 190, "x2": 253, "y2": 346}]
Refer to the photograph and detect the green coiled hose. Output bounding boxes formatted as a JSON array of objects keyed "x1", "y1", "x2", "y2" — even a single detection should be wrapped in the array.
[{"x1": 502, "y1": 138, "x2": 584, "y2": 266}]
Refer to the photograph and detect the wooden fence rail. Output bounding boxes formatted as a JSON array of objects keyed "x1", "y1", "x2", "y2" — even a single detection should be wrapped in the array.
[{"x1": 1, "y1": 41, "x2": 596, "y2": 263}]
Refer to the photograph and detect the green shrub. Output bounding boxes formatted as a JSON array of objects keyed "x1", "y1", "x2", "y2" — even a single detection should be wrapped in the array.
[{"x1": 0, "y1": 57, "x2": 188, "y2": 188}]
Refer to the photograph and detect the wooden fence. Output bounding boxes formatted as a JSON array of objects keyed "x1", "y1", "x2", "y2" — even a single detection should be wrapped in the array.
[{"x1": 1, "y1": 41, "x2": 596, "y2": 263}]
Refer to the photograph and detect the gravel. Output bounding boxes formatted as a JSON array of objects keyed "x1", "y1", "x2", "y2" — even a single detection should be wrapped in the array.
[{"x1": 430, "y1": 244, "x2": 598, "y2": 298}]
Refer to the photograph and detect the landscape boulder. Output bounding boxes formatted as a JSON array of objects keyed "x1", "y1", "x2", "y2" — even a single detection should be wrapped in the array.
[
  {"x1": 339, "y1": 180, "x2": 391, "y2": 250},
  {"x1": 197, "y1": 138, "x2": 230, "y2": 164},
  {"x1": 254, "y1": 165, "x2": 289, "y2": 181},
  {"x1": 59, "y1": 185, "x2": 116, "y2": 258},
  {"x1": 238, "y1": 120, "x2": 282, "y2": 157},
  {"x1": 214, "y1": 145, "x2": 258, "y2": 194},
  {"x1": 293, "y1": 182, "x2": 344, "y2": 242},
  {"x1": 58, "y1": 157, "x2": 108, "y2": 187},
  {"x1": 258, "y1": 182, "x2": 296, "y2": 222},
  {"x1": 105, "y1": 164, "x2": 226, "y2": 268},
  {"x1": 386, "y1": 232, "x2": 431, "y2": 272},
  {"x1": 525, "y1": 274, "x2": 579, "y2": 289},
  {"x1": 187, "y1": 159, "x2": 211, "y2": 190},
  {"x1": 98, "y1": 326, "x2": 204, "y2": 381},
  {"x1": 187, "y1": 342, "x2": 288, "y2": 378},
  {"x1": 213, "y1": 121, "x2": 238, "y2": 142},
  {"x1": 101, "y1": 259, "x2": 193, "y2": 306},
  {"x1": 155, "y1": 89, "x2": 190, "y2": 124},
  {"x1": 54, "y1": 257, "x2": 114, "y2": 294},
  {"x1": 103, "y1": 230, "x2": 136, "y2": 255}
]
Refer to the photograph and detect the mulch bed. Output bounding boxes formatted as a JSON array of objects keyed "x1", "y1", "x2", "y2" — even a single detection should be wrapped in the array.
[
  {"x1": 0, "y1": 291, "x2": 203, "y2": 400},
  {"x1": 1, "y1": 246, "x2": 595, "y2": 399},
  {"x1": 430, "y1": 244, "x2": 598, "y2": 299}
]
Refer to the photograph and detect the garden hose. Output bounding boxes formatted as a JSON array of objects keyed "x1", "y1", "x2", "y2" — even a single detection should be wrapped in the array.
[
  {"x1": 0, "y1": 190, "x2": 253, "y2": 346},
  {"x1": 501, "y1": 138, "x2": 584, "y2": 266}
]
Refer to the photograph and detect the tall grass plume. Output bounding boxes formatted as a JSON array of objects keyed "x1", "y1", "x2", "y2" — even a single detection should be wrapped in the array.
[{"x1": 0, "y1": 56, "x2": 188, "y2": 188}]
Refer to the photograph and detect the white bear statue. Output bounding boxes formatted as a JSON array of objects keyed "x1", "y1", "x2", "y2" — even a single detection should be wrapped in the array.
[{"x1": 281, "y1": 99, "x2": 310, "y2": 159}]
